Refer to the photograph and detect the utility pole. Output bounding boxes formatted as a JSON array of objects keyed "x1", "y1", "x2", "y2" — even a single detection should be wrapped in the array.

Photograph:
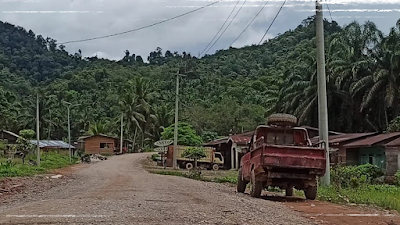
[
  {"x1": 315, "y1": 0, "x2": 330, "y2": 185},
  {"x1": 67, "y1": 104, "x2": 71, "y2": 163},
  {"x1": 62, "y1": 101, "x2": 80, "y2": 163},
  {"x1": 36, "y1": 93, "x2": 40, "y2": 167},
  {"x1": 120, "y1": 112, "x2": 123, "y2": 154},
  {"x1": 173, "y1": 70, "x2": 186, "y2": 169}
]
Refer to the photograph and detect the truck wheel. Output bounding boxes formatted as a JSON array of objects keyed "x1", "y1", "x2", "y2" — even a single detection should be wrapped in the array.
[
  {"x1": 185, "y1": 162, "x2": 193, "y2": 170},
  {"x1": 305, "y1": 186, "x2": 317, "y2": 200},
  {"x1": 267, "y1": 113, "x2": 297, "y2": 127},
  {"x1": 212, "y1": 164, "x2": 219, "y2": 171},
  {"x1": 285, "y1": 187, "x2": 294, "y2": 196},
  {"x1": 250, "y1": 170, "x2": 262, "y2": 198},
  {"x1": 237, "y1": 168, "x2": 247, "y2": 193}
]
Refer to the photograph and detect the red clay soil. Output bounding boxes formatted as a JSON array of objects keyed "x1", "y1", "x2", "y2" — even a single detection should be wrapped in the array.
[{"x1": 263, "y1": 192, "x2": 400, "y2": 225}]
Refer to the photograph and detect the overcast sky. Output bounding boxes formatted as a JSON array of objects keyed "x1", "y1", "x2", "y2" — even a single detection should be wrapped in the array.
[{"x1": 1, "y1": 0, "x2": 399, "y2": 61}]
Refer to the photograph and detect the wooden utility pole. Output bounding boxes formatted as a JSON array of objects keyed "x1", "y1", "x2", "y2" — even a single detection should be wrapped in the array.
[{"x1": 315, "y1": 0, "x2": 330, "y2": 185}]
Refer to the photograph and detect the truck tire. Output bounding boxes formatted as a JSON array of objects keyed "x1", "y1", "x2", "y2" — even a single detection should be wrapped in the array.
[
  {"x1": 212, "y1": 164, "x2": 219, "y2": 171},
  {"x1": 185, "y1": 162, "x2": 193, "y2": 170},
  {"x1": 285, "y1": 187, "x2": 294, "y2": 196},
  {"x1": 250, "y1": 170, "x2": 262, "y2": 198},
  {"x1": 305, "y1": 186, "x2": 317, "y2": 200},
  {"x1": 267, "y1": 113, "x2": 297, "y2": 127},
  {"x1": 237, "y1": 168, "x2": 247, "y2": 193}
]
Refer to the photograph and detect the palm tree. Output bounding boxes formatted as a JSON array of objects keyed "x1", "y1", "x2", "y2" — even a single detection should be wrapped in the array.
[
  {"x1": 131, "y1": 77, "x2": 154, "y2": 149},
  {"x1": 87, "y1": 121, "x2": 109, "y2": 135},
  {"x1": 148, "y1": 104, "x2": 173, "y2": 143},
  {"x1": 353, "y1": 20, "x2": 400, "y2": 130},
  {"x1": 119, "y1": 91, "x2": 145, "y2": 152}
]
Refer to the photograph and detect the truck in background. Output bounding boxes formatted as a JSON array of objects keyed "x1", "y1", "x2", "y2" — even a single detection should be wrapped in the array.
[{"x1": 167, "y1": 145, "x2": 224, "y2": 170}]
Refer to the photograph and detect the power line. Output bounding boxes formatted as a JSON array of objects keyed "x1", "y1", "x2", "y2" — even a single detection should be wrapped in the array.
[
  {"x1": 199, "y1": 0, "x2": 241, "y2": 56},
  {"x1": 229, "y1": 0, "x2": 269, "y2": 47},
  {"x1": 59, "y1": 1, "x2": 220, "y2": 45},
  {"x1": 326, "y1": 3, "x2": 333, "y2": 22},
  {"x1": 258, "y1": 0, "x2": 287, "y2": 45},
  {"x1": 203, "y1": 0, "x2": 247, "y2": 56}
]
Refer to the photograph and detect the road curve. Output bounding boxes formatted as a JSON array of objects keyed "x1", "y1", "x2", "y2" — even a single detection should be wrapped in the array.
[{"x1": 0, "y1": 153, "x2": 312, "y2": 225}]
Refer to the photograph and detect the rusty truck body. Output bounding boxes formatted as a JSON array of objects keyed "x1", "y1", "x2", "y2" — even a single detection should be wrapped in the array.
[{"x1": 237, "y1": 114, "x2": 326, "y2": 200}]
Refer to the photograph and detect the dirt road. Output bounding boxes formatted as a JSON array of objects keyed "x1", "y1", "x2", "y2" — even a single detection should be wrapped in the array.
[{"x1": 0, "y1": 153, "x2": 312, "y2": 225}]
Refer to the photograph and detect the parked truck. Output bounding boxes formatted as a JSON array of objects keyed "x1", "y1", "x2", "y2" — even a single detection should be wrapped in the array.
[
  {"x1": 237, "y1": 113, "x2": 326, "y2": 200},
  {"x1": 172, "y1": 145, "x2": 225, "y2": 170}
]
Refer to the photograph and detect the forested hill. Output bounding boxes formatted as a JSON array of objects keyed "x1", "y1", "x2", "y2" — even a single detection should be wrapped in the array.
[{"x1": 0, "y1": 16, "x2": 399, "y2": 149}]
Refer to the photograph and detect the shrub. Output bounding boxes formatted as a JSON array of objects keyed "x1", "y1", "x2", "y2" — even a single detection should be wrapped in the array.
[
  {"x1": 331, "y1": 164, "x2": 384, "y2": 188},
  {"x1": 394, "y1": 170, "x2": 400, "y2": 186},
  {"x1": 151, "y1": 154, "x2": 159, "y2": 161}
]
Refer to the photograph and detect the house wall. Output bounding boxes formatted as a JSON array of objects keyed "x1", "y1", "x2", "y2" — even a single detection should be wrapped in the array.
[
  {"x1": 385, "y1": 147, "x2": 399, "y2": 176},
  {"x1": 0, "y1": 131, "x2": 18, "y2": 144},
  {"x1": 84, "y1": 136, "x2": 115, "y2": 154},
  {"x1": 338, "y1": 147, "x2": 346, "y2": 164},
  {"x1": 346, "y1": 149, "x2": 359, "y2": 165},
  {"x1": 358, "y1": 147, "x2": 386, "y2": 169}
]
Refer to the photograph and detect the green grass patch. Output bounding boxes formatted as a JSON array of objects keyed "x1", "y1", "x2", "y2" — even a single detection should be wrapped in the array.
[
  {"x1": 317, "y1": 184, "x2": 400, "y2": 212},
  {"x1": 0, "y1": 151, "x2": 79, "y2": 177},
  {"x1": 213, "y1": 173, "x2": 237, "y2": 184}
]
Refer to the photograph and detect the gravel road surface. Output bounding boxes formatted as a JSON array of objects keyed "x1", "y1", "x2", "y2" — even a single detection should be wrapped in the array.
[{"x1": 0, "y1": 153, "x2": 313, "y2": 225}]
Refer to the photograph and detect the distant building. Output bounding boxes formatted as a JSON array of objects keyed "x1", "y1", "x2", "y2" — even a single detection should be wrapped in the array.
[
  {"x1": 0, "y1": 130, "x2": 21, "y2": 145},
  {"x1": 77, "y1": 134, "x2": 132, "y2": 155}
]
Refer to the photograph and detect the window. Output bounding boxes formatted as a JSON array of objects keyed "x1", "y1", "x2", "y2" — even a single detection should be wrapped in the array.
[
  {"x1": 215, "y1": 153, "x2": 223, "y2": 161},
  {"x1": 100, "y1": 143, "x2": 109, "y2": 148}
]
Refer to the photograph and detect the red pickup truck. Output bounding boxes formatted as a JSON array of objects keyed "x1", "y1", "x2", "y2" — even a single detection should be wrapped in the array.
[{"x1": 237, "y1": 114, "x2": 326, "y2": 200}]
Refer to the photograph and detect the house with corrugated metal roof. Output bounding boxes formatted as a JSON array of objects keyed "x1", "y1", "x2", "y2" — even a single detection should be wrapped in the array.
[
  {"x1": 339, "y1": 132, "x2": 400, "y2": 175},
  {"x1": 203, "y1": 131, "x2": 253, "y2": 170},
  {"x1": 77, "y1": 134, "x2": 132, "y2": 155}
]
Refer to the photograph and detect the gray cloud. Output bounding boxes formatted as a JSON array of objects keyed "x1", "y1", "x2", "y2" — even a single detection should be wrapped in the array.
[{"x1": 0, "y1": 0, "x2": 399, "y2": 61}]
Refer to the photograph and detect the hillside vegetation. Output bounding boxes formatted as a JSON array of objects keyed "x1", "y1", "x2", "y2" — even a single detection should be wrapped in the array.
[{"x1": 0, "y1": 16, "x2": 399, "y2": 150}]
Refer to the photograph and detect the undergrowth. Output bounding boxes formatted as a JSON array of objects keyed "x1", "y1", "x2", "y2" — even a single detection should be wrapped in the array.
[{"x1": 0, "y1": 151, "x2": 78, "y2": 177}]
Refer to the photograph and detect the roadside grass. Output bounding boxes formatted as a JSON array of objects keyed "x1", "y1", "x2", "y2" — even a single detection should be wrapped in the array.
[
  {"x1": 143, "y1": 158, "x2": 400, "y2": 212},
  {"x1": 0, "y1": 151, "x2": 79, "y2": 177},
  {"x1": 317, "y1": 184, "x2": 400, "y2": 212}
]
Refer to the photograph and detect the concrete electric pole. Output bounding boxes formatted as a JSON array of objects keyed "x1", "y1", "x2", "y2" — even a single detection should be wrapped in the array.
[
  {"x1": 172, "y1": 70, "x2": 186, "y2": 169},
  {"x1": 62, "y1": 101, "x2": 80, "y2": 163},
  {"x1": 120, "y1": 112, "x2": 123, "y2": 154},
  {"x1": 36, "y1": 93, "x2": 40, "y2": 167},
  {"x1": 315, "y1": 0, "x2": 330, "y2": 185}
]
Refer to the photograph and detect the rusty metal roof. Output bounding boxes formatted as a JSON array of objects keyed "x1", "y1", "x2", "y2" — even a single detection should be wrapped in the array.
[
  {"x1": 203, "y1": 131, "x2": 254, "y2": 146},
  {"x1": 343, "y1": 132, "x2": 400, "y2": 148},
  {"x1": 384, "y1": 136, "x2": 400, "y2": 147},
  {"x1": 311, "y1": 133, "x2": 377, "y2": 145},
  {"x1": 228, "y1": 131, "x2": 254, "y2": 145},
  {"x1": 300, "y1": 126, "x2": 344, "y2": 135},
  {"x1": 203, "y1": 137, "x2": 229, "y2": 146}
]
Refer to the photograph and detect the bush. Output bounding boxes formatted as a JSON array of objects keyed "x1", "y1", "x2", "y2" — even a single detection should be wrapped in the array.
[
  {"x1": 0, "y1": 151, "x2": 78, "y2": 177},
  {"x1": 394, "y1": 170, "x2": 400, "y2": 186},
  {"x1": 331, "y1": 164, "x2": 384, "y2": 188},
  {"x1": 151, "y1": 154, "x2": 159, "y2": 161}
]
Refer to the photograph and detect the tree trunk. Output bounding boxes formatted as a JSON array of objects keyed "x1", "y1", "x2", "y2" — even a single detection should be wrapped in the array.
[{"x1": 133, "y1": 127, "x2": 138, "y2": 152}]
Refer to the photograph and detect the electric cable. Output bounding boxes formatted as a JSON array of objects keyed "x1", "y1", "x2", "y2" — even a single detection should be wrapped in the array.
[{"x1": 59, "y1": 1, "x2": 220, "y2": 45}]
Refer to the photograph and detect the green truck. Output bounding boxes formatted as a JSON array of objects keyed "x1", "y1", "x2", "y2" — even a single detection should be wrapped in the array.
[{"x1": 172, "y1": 145, "x2": 225, "y2": 170}]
